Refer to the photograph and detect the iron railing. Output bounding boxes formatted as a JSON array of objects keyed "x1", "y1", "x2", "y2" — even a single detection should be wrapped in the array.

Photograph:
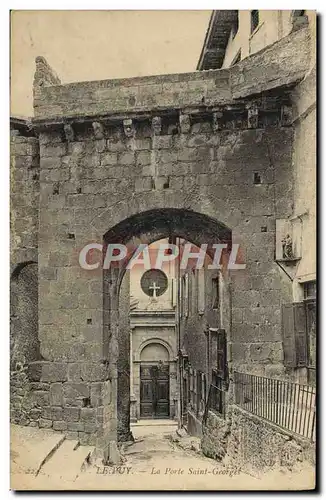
[{"x1": 234, "y1": 371, "x2": 316, "y2": 442}]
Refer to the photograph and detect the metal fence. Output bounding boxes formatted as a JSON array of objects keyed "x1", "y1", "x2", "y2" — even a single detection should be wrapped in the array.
[{"x1": 234, "y1": 371, "x2": 316, "y2": 441}]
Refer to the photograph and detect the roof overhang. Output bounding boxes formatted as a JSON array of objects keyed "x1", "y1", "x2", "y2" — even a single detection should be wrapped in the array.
[{"x1": 197, "y1": 10, "x2": 238, "y2": 70}]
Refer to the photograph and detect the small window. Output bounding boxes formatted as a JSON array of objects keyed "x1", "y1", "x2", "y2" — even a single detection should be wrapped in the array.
[
  {"x1": 304, "y1": 281, "x2": 316, "y2": 300},
  {"x1": 141, "y1": 269, "x2": 168, "y2": 298},
  {"x1": 251, "y1": 10, "x2": 259, "y2": 34}
]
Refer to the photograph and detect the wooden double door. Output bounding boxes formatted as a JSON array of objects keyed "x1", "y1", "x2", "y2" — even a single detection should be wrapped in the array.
[{"x1": 140, "y1": 364, "x2": 170, "y2": 418}]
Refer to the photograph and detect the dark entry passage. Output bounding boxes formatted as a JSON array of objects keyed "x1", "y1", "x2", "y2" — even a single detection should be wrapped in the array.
[{"x1": 140, "y1": 365, "x2": 169, "y2": 418}]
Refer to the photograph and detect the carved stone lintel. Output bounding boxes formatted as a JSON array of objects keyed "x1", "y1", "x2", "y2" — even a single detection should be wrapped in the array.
[
  {"x1": 179, "y1": 113, "x2": 191, "y2": 134},
  {"x1": 123, "y1": 119, "x2": 135, "y2": 138},
  {"x1": 247, "y1": 104, "x2": 259, "y2": 129},
  {"x1": 63, "y1": 124, "x2": 74, "y2": 142},
  {"x1": 280, "y1": 105, "x2": 293, "y2": 126},
  {"x1": 152, "y1": 116, "x2": 162, "y2": 135},
  {"x1": 92, "y1": 121, "x2": 104, "y2": 140}
]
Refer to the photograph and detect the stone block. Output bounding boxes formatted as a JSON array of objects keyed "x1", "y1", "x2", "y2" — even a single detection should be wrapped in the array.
[
  {"x1": 135, "y1": 138, "x2": 151, "y2": 150},
  {"x1": 84, "y1": 422, "x2": 98, "y2": 434},
  {"x1": 63, "y1": 383, "x2": 90, "y2": 402},
  {"x1": 68, "y1": 363, "x2": 106, "y2": 382},
  {"x1": 135, "y1": 177, "x2": 153, "y2": 192},
  {"x1": 40, "y1": 143, "x2": 67, "y2": 158},
  {"x1": 52, "y1": 407, "x2": 64, "y2": 421},
  {"x1": 249, "y1": 343, "x2": 283, "y2": 363},
  {"x1": 80, "y1": 408, "x2": 96, "y2": 424},
  {"x1": 153, "y1": 135, "x2": 173, "y2": 149},
  {"x1": 40, "y1": 267, "x2": 57, "y2": 280},
  {"x1": 39, "y1": 418, "x2": 53, "y2": 429},
  {"x1": 32, "y1": 391, "x2": 49, "y2": 407},
  {"x1": 118, "y1": 152, "x2": 135, "y2": 165},
  {"x1": 41, "y1": 407, "x2": 52, "y2": 420},
  {"x1": 40, "y1": 157, "x2": 62, "y2": 170},
  {"x1": 157, "y1": 150, "x2": 176, "y2": 164},
  {"x1": 101, "y1": 153, "x2": 118, "y2": 166},
  {"x1": 50, "y1": 383, "x2": 64, "y2": 406},
  {"x1": 77, "y1": 432, "x2": 94, "y2": 446},
  {"x1": 63, "y1": 406, "x2": 80, "y2": 422},
  {"x1": 155, "y1": 176, "x2": 170, "y2": 191},
  {"x1": 53, "y1": 420, "x2": 68, "y2": 431},
  {"x1": 95, "y1": 139, "x2": 106, "y2": 153},
  {"x1": 230, "y1": 343, "x2": 250, "y2": 362},
  {"x1": 135, "y1": 151, "x2": 151, "y2": 166},
  {"x1": 41, "y1": 363, "x2": 68, "y2": 382},
  {"x1": 90, "y1": 383, "x2": 103, "y2": 407},
  {"x1": 66, "y1": 431, "x2": 79, "y2": 440},
  {"x1": 67, "y1": 421, "x2": 85, "y2": 432},
  {"x1": 178, "y1": 146, "x2": 212, "y2": 163},
  {"x1": 29, "y1": 408, "x2": 42, "y2": 420},
  {"x1": 107, "y1": 139, "x2": 127, "y2": 152},
  {"x1": 28, "y1": 362, "x2": 43, "y2": 382}
]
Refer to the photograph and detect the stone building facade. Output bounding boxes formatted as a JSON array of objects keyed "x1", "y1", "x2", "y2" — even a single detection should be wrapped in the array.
[
  {"x1": 10, "y1": 10, "x2": 316, "y2": 466},
  {"x1": 129, "y1": 239, "x2": 178, "y2": 422}
]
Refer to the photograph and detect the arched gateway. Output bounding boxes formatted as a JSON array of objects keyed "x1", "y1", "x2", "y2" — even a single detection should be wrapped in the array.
[
  {"x1": 10, "y1": 31, "x2": 308, "y2": 460},
  {"x1": 102, "y1": 208, "x2": 232, "y2": 458}
]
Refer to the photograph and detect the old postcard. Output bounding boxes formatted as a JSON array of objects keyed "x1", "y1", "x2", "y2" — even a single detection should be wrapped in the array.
[{"x1": 10, "y1": 9, "x2": 316, "y2": 491}]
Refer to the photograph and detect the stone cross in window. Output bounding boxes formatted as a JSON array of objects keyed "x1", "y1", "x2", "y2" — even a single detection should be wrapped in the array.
[{"x1": 149, "y1": 281, "x2": 160, "y2": 299}]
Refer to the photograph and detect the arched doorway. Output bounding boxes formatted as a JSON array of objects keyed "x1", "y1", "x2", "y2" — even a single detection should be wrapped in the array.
[{"x1": 139, "y1": 342, "x2": 170, "y2": 418}]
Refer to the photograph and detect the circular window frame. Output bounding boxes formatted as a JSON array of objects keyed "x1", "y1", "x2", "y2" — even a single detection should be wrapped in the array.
[{"x1": 140, "y1": 269, "x2": 168, "y2": 298}]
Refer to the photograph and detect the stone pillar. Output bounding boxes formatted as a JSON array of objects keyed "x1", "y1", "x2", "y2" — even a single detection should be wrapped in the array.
[{"x1": 117, "y1": 271, "x2": 134, "y2": 442}]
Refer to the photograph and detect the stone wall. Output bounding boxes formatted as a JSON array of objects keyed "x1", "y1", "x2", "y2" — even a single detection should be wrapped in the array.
[
  {"x1": 117, "y1": 271, "x2": 133, "y2": 441},
  {"x1": 10, "y1": 123, "x2": 42, "y2": 427},
  {"x1": 10, "y1": 126, "x2": 39, "y2": 264},
  {"x1": 202, "y1": 406, "x2": 315, "y2": 474},
  {"x1": 32, "y1": 27, "x2": 310, "y2": 120},
  {"x1": 33, "y1": 113, "x2": 295, "y2": 451},
  {"x1": 201, "y1": 410, "x2": 231, "y2": 461}
]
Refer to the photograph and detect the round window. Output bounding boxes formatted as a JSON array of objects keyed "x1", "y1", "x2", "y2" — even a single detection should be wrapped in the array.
[{"x1": 140, "y1": 269, "x2": 168, "y2": 298}]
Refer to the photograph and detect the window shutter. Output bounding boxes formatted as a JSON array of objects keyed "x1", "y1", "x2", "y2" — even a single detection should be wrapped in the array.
[
  {"x1": 217, "y1": 329, "x2": 227, "y2": 380},
  {"x1": 197, "y1": 268, "x2": 205, "y2": 314},
  {"x1": 293, "y1": 302, "x2": 308, "y2": 366},
  {"x1": 282, "y1": 303, "x2": 296, "y2": 367}
]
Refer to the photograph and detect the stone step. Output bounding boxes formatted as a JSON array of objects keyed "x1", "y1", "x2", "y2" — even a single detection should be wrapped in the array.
[
  {"x1": 131, "y1": 419, "x2": 178, "y2": 427},
  {"x1": 39, "y1": 439, "x2": 94, "y2": 479},
  {"x1": 11, "y1": 424, "x2": 66, "y2": 476}
]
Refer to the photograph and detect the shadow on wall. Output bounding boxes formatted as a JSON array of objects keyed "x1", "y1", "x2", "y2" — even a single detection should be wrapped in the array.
[{"x1": 10, "y1": 262, "x2": 41, "y2": 425}]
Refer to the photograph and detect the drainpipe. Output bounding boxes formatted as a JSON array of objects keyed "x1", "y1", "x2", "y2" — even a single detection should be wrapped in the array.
[{"x1": 176, "y1": 236, "x2": 183, "y2": 429}]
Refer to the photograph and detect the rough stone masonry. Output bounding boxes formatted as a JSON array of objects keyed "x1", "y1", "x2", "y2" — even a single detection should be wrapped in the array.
[{"x1": 10, "y1": 27, "x2": 311, "y2": 460}]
